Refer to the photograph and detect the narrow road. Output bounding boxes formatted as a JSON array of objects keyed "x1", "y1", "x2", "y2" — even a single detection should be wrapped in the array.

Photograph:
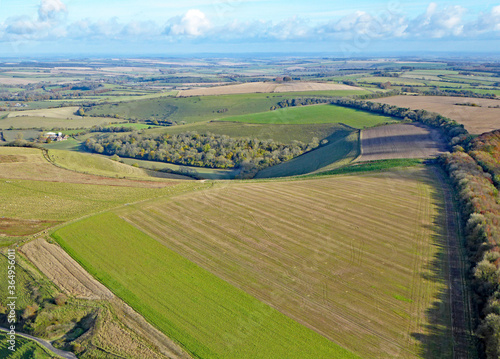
[
  {"x1": 0, "y1": 326, "x2": 77, "y2": 359},
  {"x1": 432, "y1": 166, "x2": 473, "y2": 359}
]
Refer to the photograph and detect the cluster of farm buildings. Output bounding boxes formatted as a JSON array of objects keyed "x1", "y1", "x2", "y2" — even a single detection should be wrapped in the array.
[{"x1": 42, "y1": 132, "x2": 69, "y2": 141}]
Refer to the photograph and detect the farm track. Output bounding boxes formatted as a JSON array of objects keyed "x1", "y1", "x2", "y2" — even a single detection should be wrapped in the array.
[
  {"x1": 0, "y1": 327, "x2": 77, "y2": 359},
  {"x1": 432, "y1": 167, "x2": 474, "y2": 358}
]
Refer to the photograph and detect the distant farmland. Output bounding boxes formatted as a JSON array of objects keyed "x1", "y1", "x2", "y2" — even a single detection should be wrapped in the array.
[
  {"x1": 373, "y1": 95, "x2": 500, "y2": 134},
  {"x1": 54, "y1": 167, "x2": 453, "y2": 358},
  {"x1": 177, "y1": 81, "x2": 364, "y2": 97}
]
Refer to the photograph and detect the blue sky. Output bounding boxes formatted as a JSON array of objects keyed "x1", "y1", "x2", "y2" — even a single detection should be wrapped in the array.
[{"x1": 0, "y1": 0, "x2": 499, "y2": 56}]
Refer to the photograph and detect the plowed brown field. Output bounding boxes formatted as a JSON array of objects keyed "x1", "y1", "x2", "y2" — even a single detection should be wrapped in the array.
[{"x1": 357, "y1": 123, "x2": 446, "y2": 162}]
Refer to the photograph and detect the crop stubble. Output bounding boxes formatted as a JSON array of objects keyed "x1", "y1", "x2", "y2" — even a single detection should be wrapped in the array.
[{"x1": 120, "y1": 168, "x2": 450, "y2": 358}]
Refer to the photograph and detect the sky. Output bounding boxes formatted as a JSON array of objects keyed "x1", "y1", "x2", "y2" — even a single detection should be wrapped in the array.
[{"x1": 0, "y1": 0, "x2": 499, "y2": 56}]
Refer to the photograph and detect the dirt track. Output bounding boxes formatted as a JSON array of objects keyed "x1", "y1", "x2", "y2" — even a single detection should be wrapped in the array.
[
  {"x1": 357, "y1": 123, "x2": 447, "y2": 162},
  {"x1": 432, "y1": 167, "x2": 473, "y2": 358},
  {"x1": 374, "y1": 95, "x2": 500, "y2": 134},
  {"x1": 21, "y1": 238, "x2": 192, "y2": 358}
]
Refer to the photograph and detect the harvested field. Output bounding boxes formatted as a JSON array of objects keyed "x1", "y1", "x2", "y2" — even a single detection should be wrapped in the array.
[
  {"x1": 54, "y1": 213, "x2": 358, "y2": 359},
  {"x1": 0, "y1": 218, "x2": 59, "y2": 236},
  {"x1": 177, "y1": 81, "x2": 363, "y2": 97},
  {"x1": 0, "y1": 77, "x2": 51, "y2": 85},
  {"x1": 357, "y1": 123, "x2": 446, "y2": 162},
  {"x1": 7, "y1": 106, "x2": 80, "y2": 119},
  {"x1": 87, "y1": 167, "x2": 451, "y2": 358},
  {"x1": 178, "y1": 82, "x2": 277, "y2": 96},
  {"x1": 374, "y1": 95, "x2": 500, "y2": 134},
  {"x1": 21, "y1": 238, "x2": 114, "y2": 300},
  {"x1": 273, "y1": 82, "x2": 363, "y2": 92}
]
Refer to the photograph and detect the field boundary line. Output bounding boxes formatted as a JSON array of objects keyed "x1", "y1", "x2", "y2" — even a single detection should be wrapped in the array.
[{"x1": 431, "y1": 165, "x2": 476, "y2": 358}]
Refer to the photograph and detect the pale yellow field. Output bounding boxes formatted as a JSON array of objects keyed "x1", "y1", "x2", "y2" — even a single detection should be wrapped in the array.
[
  {"x1": 7, "y1": 106, "x2": 81, "y2": 119},
  {"x1": 177, "y1": 81, "x2": 364, "y2": 97},
  {"x1": 374, "y1": 95, "x2": 500, "y2": 134},
  {"x1": 177, "y1": 82, "x2": 278, "y2": 96},
  {"x1": 273, "y1": 82, "x2": 363, "y2": 92}
]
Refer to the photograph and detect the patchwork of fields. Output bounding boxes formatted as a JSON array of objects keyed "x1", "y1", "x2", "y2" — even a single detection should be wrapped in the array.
[
  {"x1": 374, "y1": 95, "x2": 500, "y2": 134},
  {"x1": 1, "y1": 59, "x2": 488, "y2": 359},
  {"x1": 54, "y1": 167, "x2": 452, "y2": 358},
  {"x1": 54, "y1": 212, "x2": 360, "y2": 359}
]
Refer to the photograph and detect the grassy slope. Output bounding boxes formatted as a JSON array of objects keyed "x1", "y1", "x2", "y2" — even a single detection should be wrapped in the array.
[
  {"x1": 117, "y1": 157, "x2": 237, "y2": 180},
  {"x1": 143, "y1": 121, "x2": 346, "y2": 144},
  {"x1": 255, "y1": 130, "x2": 360, "y2": 178},
  {"x1": 47, "y1": 149, "x2": 190, "y2": 180},
  {"x1": 219, "y1": 104, "x2": 397, "y2": 128},
  {"x1": 53, "y1": 213, "x2": 360, "y2": 359},
  {"x1": 86, "y1": 92, "x2": 367, "y2": 124}
]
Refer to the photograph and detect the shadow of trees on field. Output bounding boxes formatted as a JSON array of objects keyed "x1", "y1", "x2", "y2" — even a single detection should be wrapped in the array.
[{"x1": 410, "y1": 169, "x2": 459, "y2": 358}]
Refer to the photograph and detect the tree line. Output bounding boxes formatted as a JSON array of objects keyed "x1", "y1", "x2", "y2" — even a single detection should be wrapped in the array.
[
  {"x1": 84, "y1": 132, "x2": 318, "y2": 175},
  {"x1": 334, "y1": 97, "x2": 500, "y2": 357}
]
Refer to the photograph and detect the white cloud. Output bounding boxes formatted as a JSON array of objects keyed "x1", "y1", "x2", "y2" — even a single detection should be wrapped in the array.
[
  {"x1": 1, "y1": 0, "x2": 67, "y2": 40},
  {"x1": 121, "y1": 21, "x2": 160, "y2": 37},
  {"x1": 38, "y1": 0, "x2": 67, "y2": 21},
  {"x1": 465, "y1": 6, "x2": 500, "y2": 35},
  {"x1": 317, "y1": 10, "x2": 407, "y2": 40},
  {"x1": 164, "y1": 9, "x2": 211, "y2": 37},
  {"x1": 406, "y1": 2, "x2": 466, "y2": 38},
  {"x1": 0, "y1": 1, "x2": 499, "y2": 47},
  {"x1": 267, "y1": 17, "x2": 311, "y2": 40},
  {"x1": 5, "y1": 16, "x2": 46, "y2": 35}
]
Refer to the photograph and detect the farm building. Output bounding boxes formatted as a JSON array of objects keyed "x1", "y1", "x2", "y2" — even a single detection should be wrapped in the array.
[{"x1": 43, "y1": 132, "x2": 68, "y2": 141}]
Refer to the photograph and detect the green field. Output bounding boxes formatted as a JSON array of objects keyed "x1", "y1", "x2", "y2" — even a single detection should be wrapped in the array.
[
  {"x1": 0, "y1": 115, "x2": 122, "y2": 130},
  {"x1": 53, "y1": 212, "x2": 360, "y2": 359},
  {"x1": 219, "y1": 104, "x2": 397, "y2": 128},
  {"x1": 143, "y1": 121, "x2": 348, "y2": 144},
  {"x1": 52, "y1": 167, "x2": 453, "y2": 358},
  {"x1": 41, "y1": 137, "x2": 82, "y2": 151},
  {"x1": 107, "y1": 122, "x2": 161, "y2": 130},
  {"x1": 1, "y1": 129, "x2": 41, "y2": 142},
  {"x1": 117, "y1": 156, "x2": 238, "y2": 180},
  {"x1": 255, "y1": 130, "x2": 359, "y2": 178},
  {"x1": 0, "y1": 147, "x2": 201, "y2": 233},
  {"x1": 86, "y1": 92, "x2": 370, "y2": 124}
]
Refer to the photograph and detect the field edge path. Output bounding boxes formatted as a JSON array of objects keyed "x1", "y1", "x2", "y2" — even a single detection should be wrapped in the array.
[{"x1": 432, "y1": 166, "x2": 476, "y2": 358}]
